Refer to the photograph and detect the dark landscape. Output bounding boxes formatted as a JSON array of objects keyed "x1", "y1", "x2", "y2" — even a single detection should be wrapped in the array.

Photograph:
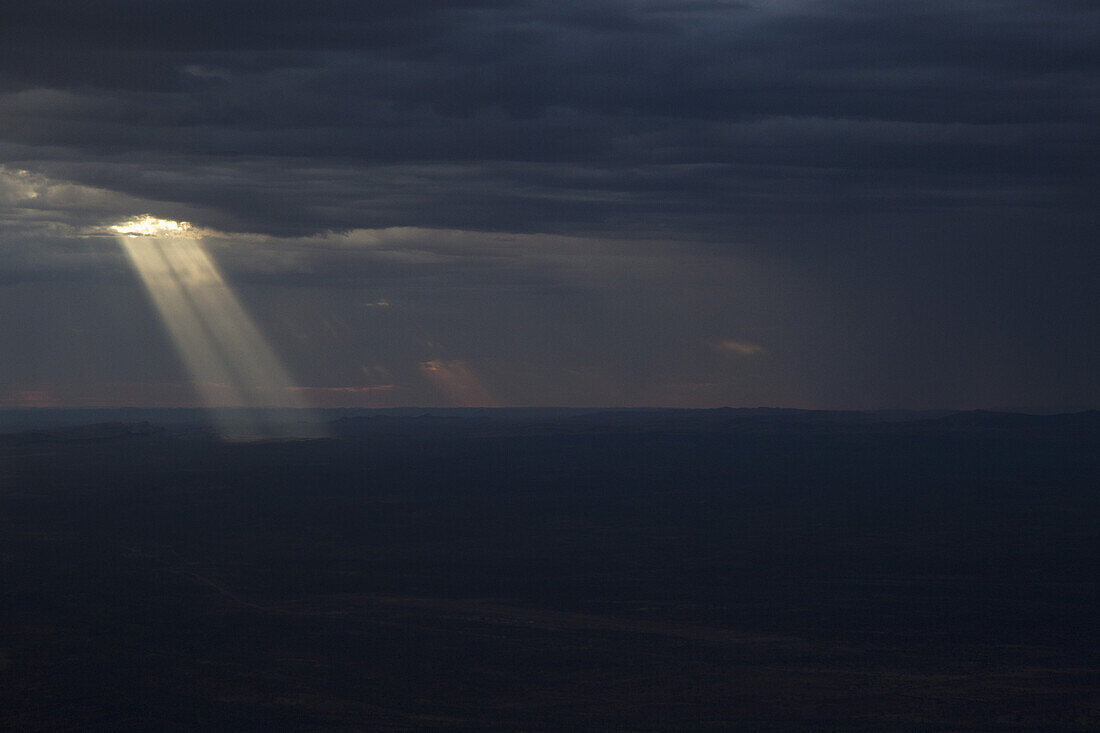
[
  {"x1": 1, "y1": 409, "x2": 1097, "y2": 731},
  {"x1": 3, "y1": 0, "x2": 1099, "y2": 730}
]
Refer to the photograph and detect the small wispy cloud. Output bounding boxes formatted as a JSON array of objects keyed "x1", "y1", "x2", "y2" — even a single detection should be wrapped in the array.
[
  {"x1": 284, "y1": 385, "x2": 399, "y2": 394},
  {"x1": 0, "y1": 388, "x2": 60, "y2": 408},
  {"x1": 717, "y1": 339, "x2": 765, "y2": 356},
  {"x1": 282, "y1": 384, "x2": 403, "y2": 408}
]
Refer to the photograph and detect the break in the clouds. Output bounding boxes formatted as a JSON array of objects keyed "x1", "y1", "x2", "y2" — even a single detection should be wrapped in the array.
[{"x1": 0, "y1": 0, "x2": 1097, "y2": 409}]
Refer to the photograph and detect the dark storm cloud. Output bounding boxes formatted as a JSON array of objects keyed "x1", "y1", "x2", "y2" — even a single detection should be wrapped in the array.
[
  {"x1": 1, "y1": 0, "x2": 1096, "y2": 239},
  {"x1": 1, "y1": 0, "x2": 1097, "y2": 410}
]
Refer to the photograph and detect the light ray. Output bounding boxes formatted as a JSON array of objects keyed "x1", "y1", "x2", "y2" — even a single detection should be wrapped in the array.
[{"x1": 116, "y1": 218, "x2": 324, "y2": 438}]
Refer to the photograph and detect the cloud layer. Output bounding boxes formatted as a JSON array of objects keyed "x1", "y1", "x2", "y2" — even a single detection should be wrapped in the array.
[
  {"x1": 0, "y1": 0, "x2": 1097, "y2": 409},
  {"x1": 2, "y1": 0, "x2": 1096, "y2": 238}
]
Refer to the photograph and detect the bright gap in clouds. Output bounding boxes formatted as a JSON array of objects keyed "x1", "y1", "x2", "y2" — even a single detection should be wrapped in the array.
[{"x1": 114, "y1": 216, "x2": 324, "y2": 439}]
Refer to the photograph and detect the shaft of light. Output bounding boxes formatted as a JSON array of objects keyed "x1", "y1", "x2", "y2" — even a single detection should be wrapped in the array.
[{"x1": 118, "y1": 233, "x2": 325, "y2": 439}]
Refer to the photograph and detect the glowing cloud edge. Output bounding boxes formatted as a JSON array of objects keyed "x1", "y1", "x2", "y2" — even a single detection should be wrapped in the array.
[{"x1": 111, "y1": 215, "x2": 197, "y2": 238}]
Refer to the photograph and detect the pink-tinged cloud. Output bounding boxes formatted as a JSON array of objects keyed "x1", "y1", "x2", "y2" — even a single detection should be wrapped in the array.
[
  {"x1": 420, "y1": 360, "x2": 498, "y2": 407},
  {"x1": 717, "y1": 339, "x2": 765, "y2": 356},
  {"x1": 92, "y1": 381, "x2": 203, "y2": 408},
  {"x1": 1, "y1": 388, "x2": 60, "y2": 408},
  {"x1": 283, "y1": 384, "x2": 402, "y2": 408},
  {"x1": 284, "y1": 385, "x2": 399, "y2": 394}
]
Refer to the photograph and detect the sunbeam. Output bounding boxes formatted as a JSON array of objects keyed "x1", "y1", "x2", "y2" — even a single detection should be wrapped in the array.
[{"x1": 115, "y1": 216, "x2": 324, "y2": 438}]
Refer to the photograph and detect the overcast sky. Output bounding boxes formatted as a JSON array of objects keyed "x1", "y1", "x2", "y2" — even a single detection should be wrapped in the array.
[{"x1": 1, "y1": 0, "x2": 1097, "y2": 410}]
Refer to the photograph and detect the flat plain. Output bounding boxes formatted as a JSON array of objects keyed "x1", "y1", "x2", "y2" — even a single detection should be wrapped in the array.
[{"x1": 1, "y1": 409, "x2": 1097, "y2": 731}]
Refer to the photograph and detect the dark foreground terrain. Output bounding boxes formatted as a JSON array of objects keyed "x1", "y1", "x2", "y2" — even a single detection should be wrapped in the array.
[{"x1": 1, "y1": 408, "x2": 1098, "y2": 731}]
